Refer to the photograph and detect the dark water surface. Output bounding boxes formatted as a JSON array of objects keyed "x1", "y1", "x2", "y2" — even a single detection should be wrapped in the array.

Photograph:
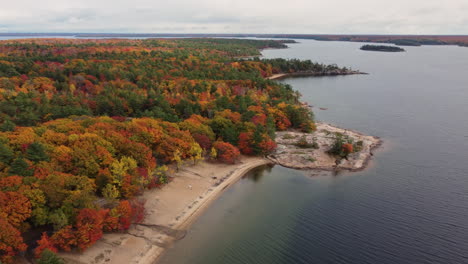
[{"x1": 159, "y1": 40, "x2": 468, "y2": 264}]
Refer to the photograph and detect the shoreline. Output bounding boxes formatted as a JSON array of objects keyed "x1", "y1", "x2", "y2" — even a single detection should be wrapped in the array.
[
  {"x1": 60, "y1": 157, "x2": 272, "y2": 264},
  {"x1": 147, "y1": 158, "x2": 273, "y2": 264},
  {"x1": 267, "y1": 70, "x2": 367, "y2": 80},
  {"x1": 60, "y1": 122, "x2": 380, "y2": 264}
]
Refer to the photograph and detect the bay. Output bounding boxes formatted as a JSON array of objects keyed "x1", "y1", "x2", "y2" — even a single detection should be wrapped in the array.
[{"x1": 160, "y1": 40, "x2": 468, "y2": 264}]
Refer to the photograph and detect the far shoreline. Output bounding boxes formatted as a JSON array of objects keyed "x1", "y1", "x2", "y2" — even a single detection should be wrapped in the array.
[{"x1": 266, "y1": 70, "x2": 367, "y2": 80}]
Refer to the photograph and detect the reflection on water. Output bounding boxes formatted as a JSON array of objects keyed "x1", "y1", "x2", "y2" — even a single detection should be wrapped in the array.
[{"x1": 244, "y1": 164, "x2": 273, "y2": 182}]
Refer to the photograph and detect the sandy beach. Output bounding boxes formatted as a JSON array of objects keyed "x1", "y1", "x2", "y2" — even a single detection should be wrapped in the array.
[
  {"x1": 266, "y1": 73, "x2": 288, "y2": 80},
  {"x1": 60, "y1": 124, "x2": 380, "y2": 264},
  {"x1": 60, "y1": 157, "x2": 272, "y2": 264}
]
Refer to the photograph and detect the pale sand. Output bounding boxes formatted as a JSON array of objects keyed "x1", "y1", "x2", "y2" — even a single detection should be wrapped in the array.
[
  {"x1": 266, "y1": 73, "x2": 288, "y2": 80},
  {"x1": 60, "y1": 156, "x2": 272, "y2": 264}
]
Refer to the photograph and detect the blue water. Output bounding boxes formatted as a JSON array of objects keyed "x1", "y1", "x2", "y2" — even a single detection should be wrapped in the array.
[{"x1": 159, "y1": 40, "x2": 468, "y2": 264}]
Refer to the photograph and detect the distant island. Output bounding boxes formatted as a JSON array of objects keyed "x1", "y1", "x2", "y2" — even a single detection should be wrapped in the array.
[{"x1": 360, "y1": 44, "x2": 405, "y2": 52}]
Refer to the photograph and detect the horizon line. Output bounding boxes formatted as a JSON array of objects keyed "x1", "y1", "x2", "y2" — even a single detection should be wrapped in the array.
[{"x1": 1, "y1": 33, "x2": 468, "y2": 37}]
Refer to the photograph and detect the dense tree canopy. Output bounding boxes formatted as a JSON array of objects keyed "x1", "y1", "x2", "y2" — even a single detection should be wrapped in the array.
[{"x1": 0, "y1": 38, "x2": 321, "y2": 262}]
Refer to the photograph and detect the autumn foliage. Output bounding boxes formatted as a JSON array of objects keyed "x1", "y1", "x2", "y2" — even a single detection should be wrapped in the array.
[
  {"x1": 0, "y1": 216, "x2": 27, "y2": 263},
  {"x1": 0, "y1": 38, "x2": 316, "y2": 261},
  {"x1": 75, "y1": 208, "x2": 105, "y2": 251},
  {"x1": 213, "y1": 141, "x2": 240, "y2": 164},
  {"x1": 342, "y1": 143, "x2": 354, "y2": 155},
  {"x1": 34, "y1": 233, "x2": 57, "y2": 259}
]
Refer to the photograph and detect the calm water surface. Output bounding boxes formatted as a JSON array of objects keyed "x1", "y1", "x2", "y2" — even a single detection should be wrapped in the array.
[{"x1": 160, "y1": 40, "x2": 468, "y2": 264}]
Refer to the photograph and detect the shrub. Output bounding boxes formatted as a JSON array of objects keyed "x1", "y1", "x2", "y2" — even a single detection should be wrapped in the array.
[
  {"x1": 37, "y1": 249, "x2": 65, "y2": 264},
  {"x1": 294, "y1": 136, "x2": 317, "y2": 149},
  {"x1": 327, "y1": 134, "x2": 355, "y2": 158},
  {"x1": 354, "y1": 140, "x2": 364, "y2": 152},
  {"x1": 282, "y1": 133, "x2": 296, "y2": 140}
]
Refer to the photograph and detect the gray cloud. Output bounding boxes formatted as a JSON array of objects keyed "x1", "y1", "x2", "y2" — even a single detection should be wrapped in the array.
[{"x1": 0, "y1": 0, "x2": 466, "y2": 33}]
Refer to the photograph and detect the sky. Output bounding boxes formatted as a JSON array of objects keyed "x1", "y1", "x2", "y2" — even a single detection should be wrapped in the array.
[{"x1": 0, "y1": 0, "x2": 467, "y2": 34}]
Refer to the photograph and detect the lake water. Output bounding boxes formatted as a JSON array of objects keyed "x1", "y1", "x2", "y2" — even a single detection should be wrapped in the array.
[{"x1": 159, "y1": 40, "x2": 468, "y2": 264}]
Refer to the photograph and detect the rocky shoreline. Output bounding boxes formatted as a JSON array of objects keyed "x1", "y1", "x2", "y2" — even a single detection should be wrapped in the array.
[{"x1": 268, "y1": 122, "x2": 382, "y2": 172}]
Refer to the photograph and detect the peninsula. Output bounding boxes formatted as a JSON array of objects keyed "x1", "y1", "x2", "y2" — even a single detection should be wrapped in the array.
[{"x1": 263, "y1": 58, "x2": 366, "y2": 79}]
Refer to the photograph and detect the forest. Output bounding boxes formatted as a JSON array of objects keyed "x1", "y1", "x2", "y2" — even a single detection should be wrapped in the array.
[
  {"x1": 0, "y1": 38, "x2": 326, "y2": 263},
  {"x1": 360, "y1": 45, "x2": 405, "y2": 52}
]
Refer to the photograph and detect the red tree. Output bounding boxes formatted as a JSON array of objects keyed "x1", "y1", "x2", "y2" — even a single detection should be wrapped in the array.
[
  {"x1": 238, "y1": 132, "x2": 253, "y2": 155},
  {"x1": 0, "y1": 216, "x2": 27, "y2": 264},
  {"x1": 51, "y1": 226, "x2": 77, "y2": 252},
  {"x1": 102, "y1": 209, "x2": 119, "y2": 232},
  {"x1": 251, "y1": 113, "x2": 267, "y2": 126},
  {"x1": 192, "y1": 133, "x2": 212, "y2": 150},
  {"x1": 213, "y1": 141, "x2": 240, "y2": 164},
  {"x1": 34, "y1": 232, "x2": 57, "y2": 259},
  {"x1": 0, "y1": 176, "x2": 22, "y2": 190},
  {"x1": 0, "y1": 191, "x2": 32, "y2": 228},
  {"x1": 258, "y1": 137, "x2": 277, "y2": 155},
  {"x1": 75, "y1": 208, "x2": 105, "y2": 251},
  {"x1": 116, "y1": 200, "x2": 133, "y2": 230}
]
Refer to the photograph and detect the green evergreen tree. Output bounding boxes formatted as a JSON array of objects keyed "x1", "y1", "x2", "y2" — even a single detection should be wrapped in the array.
[
  {"x1": 0, "y1": 143, "x2": 13, "y2": 164},
  {"x1": 224, "y1": 125, "x2": 239, "y2": 145},
  {"x1": 26, "y1": 142, "x2": 49, "y2": 162},
  {"x1": 0, "y1": 120, "x2": 16, "y2": 132},
  {"x1": 252, "y1": 125, "x2": 265, "y2": 155},
  {"x1": 266, "y1": 115, "x2": 276, "y2": 139},
  {"x1": 9, "y1": 156, "x2": 33, "y2": 176},
  {"x1": 237, "y1": 96, "x2": 247, "y2": 113}
]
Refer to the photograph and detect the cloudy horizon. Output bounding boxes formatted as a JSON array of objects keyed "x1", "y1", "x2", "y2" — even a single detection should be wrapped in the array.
[{"x1": 1, "y1": 0, "x2": 467, "y2": 34}]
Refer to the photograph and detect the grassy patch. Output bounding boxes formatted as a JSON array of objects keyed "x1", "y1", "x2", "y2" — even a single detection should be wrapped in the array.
[
  {"x1": 294, "y1": 136, "x2": 319, "y2": 149},
  {"x1": 282, "y1": 133, "x2": 297, "y2": 140}
]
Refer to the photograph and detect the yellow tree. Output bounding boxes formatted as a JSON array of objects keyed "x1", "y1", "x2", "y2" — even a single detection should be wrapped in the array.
[
  {"x1": 210, "y1": 147, "x2": 217, "y2": 161},
  {"x1": 110, "y1": 156, "x2": 137, "y2": 186},
  {"x1": 102, "y1": 184, "x2": 120, "y2": 201},
  {"x1": 172, "y1": 149, "x2": 182, "y2": 171},
  {"x1": 189, "y1": 142, "x2": 203, "y2": 165}
]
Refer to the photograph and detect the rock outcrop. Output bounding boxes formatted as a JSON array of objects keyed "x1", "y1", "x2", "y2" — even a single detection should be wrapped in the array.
[{"x1": 268, "y1": 123, "x2": 381, "y2": 172}]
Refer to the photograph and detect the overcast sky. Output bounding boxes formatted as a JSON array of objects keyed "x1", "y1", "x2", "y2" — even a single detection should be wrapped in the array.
[{"x1": 1, "y1": 0, "x2": 467, "y2": 34}]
